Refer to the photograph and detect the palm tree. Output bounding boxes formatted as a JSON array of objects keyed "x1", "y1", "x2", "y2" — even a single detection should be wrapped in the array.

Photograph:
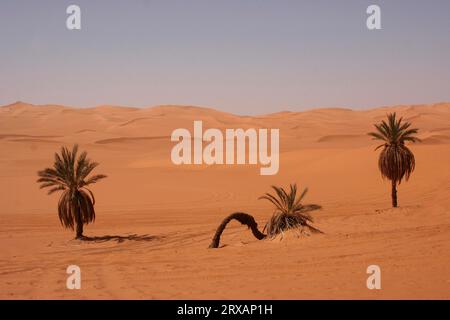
[
  {"x1": 37, "y1": 144, "x2": 107, "y2": 239},
  {"x1": 260, "y1": 184, "x2": 322, "y2": 237},
  {"x1": 208, "y1": 184, "x2": 321, "y2": 248},
  {"x1": 368, "y1": 113, "x2": 420, "y2": 207}
]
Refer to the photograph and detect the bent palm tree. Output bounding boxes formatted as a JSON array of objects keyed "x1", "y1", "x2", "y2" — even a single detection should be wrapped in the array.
[
  {"x1": 37, "y1": 144, "x2": 107, "y2": 239},
  {"x1": 260, "y1": 184, "x2": 322, "y2": 237},
  {"x1": 208, "y1": 184, "x2": 321, "y2": 248},
  {"x1": 368, "y1": 112, "x2": 420, "y2": 207}
]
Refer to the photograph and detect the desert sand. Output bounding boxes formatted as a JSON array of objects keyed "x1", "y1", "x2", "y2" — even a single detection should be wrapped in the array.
[{"x1": 1, "y1": 101, "x2": 449, "y2": 299}]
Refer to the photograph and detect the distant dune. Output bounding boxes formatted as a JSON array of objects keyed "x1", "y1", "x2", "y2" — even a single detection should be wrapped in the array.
[
  {"x1": 0, "y1": 101, "x2": 449, "y2": 299},
  {"x1": 95, "y1": 136, "x2": 168, "y2": 144}
]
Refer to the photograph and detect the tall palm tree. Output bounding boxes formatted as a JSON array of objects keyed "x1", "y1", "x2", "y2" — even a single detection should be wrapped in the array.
[
  {"x1": 37, "y1": 144, "x2": 107, "y2": 239},
  {"x1": 260, "y1": 184, "x2": 322, "y2": 237},
  {"x1": 368, "y1": 113, "x2": 420, "y2": 207}
]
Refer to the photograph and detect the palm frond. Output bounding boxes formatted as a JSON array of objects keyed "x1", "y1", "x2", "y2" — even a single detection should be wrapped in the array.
[
  {"x1": 82, "y1": 174, "x2": 107, "y2": 186},
  {"x1": 47, "y1": 186, "x2": 66, "y2": 195}
]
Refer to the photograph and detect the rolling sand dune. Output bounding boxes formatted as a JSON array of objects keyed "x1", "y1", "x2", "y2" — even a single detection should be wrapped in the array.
[{"x1": 0, "y1": 102, "x2": 450, "y2": 299}]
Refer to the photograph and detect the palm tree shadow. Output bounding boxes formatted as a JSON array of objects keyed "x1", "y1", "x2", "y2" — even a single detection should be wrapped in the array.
[{"x1": 80, "y1": 234, "x2": 160, "y2": 243}]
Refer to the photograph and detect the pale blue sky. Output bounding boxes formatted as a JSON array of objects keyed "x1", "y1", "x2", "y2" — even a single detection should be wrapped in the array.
[{"x1": 1, "y1": 0, "x2": 449, "y2": 114}]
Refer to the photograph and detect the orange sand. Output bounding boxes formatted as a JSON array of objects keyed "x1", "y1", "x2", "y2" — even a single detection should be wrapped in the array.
[{"x1": 0, "y1": 101, "x2": 449, "y2": 299}]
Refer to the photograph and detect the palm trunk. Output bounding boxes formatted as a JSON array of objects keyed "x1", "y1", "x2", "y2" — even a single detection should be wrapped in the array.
[
  {"x1": 74, "y1": 204, "x2": 84, "y2": 239},
  {"x1": 391, "y1": 180, "x2": 398, "y2": 208},
  {"x1": 76, "y1": 221, "x2": 84, "y2": 239},
  {"x1": 209, "y1": 212, "x2": 266, "y2": 248}
]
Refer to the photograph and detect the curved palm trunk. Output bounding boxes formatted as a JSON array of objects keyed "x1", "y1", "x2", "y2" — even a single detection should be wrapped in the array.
[
  {"x1": 209, "y1": 212, "x2": 266, "y2": 248},
  {"x1": 391, "y1": 180, "x2": 398, "y2": 208}
]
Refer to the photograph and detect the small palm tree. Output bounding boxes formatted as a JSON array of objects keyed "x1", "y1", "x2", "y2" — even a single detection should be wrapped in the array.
[
  {"x1": 37, "y1": 144, "x2": 107, "y2": 239},
  {"x1": 260, "y1": 184, "x2": 322, "y2": 237},
  {"x1": 368, "y1": 113, "x2": 420, "y2": 207}
]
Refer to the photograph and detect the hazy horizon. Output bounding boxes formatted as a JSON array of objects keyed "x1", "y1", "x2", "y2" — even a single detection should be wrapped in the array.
[
  {"x1": 1, "y1": 0, "x2": 450, "y2": 114},
  {"x1": 4, "y1": 100, "x2": 450, "y2": 116}
]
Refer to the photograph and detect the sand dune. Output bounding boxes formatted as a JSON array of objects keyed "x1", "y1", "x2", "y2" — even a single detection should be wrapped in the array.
[
  {"x1": 95, "y1": 136, "x2": 168, "y2": 145},
  {"x1": 420, "y1": 135, "x2": 450, "y2": 145},
  {"x1": 0, "y1": 101, "x2": 449, "y2": 299}
]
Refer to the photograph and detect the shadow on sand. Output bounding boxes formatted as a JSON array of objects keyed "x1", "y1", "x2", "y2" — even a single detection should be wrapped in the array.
[{"x1": 79, "y1": 234, "x2": 159, "y2": 243}]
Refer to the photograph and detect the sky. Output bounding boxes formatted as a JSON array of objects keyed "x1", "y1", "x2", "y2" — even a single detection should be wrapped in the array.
[{"x1": 0, "y1": 0, "x2": 449, "y2": 115}]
